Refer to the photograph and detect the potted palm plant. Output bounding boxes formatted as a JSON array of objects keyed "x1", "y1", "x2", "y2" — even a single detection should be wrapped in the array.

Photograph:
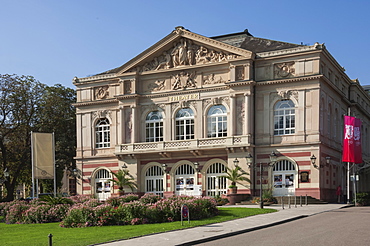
[
  {"x1": 222, "y1": 166, "x2": 250, "y2": 194},
  {"x1": 109, "y1": 169, "x2": 137, "y2": 196}
]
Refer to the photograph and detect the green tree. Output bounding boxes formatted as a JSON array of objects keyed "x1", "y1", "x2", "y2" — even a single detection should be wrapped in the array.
[
  {"x1": 0, "y1": 74, "x2": 76, "y2": 201},
  {"x1": 36, "y1": 84, "x2": 76, "y2": 192},
  {"x1": 0, "y1": 74, "x2": 45, "y2": 201},
  {"x1": 109, "y1": 169, "x2": 137, "y2": 195}
]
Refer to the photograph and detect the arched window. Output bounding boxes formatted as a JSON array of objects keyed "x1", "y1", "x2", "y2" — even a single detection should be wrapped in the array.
[
  {"x1": 207, "y1": 105, "x2": 227, "y2": 138},
  {"x1": 145, "y1": 111, "x2": 163, "y2": 142},
  {"x1": 175, "y1": 108, "x2": 194, "y2": 140},
  {"x1": 274, "y1": 100, "x2": 295, "y2": 135},
  {"x1": 95, "y1": 118, "x2": 110, "y2": 148}
]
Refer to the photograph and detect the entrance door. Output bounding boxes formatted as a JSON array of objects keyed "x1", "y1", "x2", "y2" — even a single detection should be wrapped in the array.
[
  {"x1": 96, "y1": 180, "x2": 111, "y2": 201},
  {"x1": 94, "y1": 169, "x2": 112, "y2": 201},
  {"x1": 206, "y1": 162, "x2": 227, "y2": 197},
  {"x1": 273, "y1": 173, "x2": 295, "y2": 196},
  {"x1": 175, "y1": 164, "x2": 195, "y2": 196},
  {"x1": 145, "y1": 165, "x2": 164, "y2": 197},
  {"x1": 272, "y1": 160, "x2": 296, "y2": 197}
]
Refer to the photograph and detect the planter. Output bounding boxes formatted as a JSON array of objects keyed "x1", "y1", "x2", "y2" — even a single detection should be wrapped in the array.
[{"x1": 229, "y1": 187, "x2": 237, "y2": 194}]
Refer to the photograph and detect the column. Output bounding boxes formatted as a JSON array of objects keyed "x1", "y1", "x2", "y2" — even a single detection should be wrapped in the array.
[
  {"x1": 131, "y1": 105, "x2": 136, "y2": 143},
  {"x1": 229, "y1": 95, "x2": 236, "y2": 136}
]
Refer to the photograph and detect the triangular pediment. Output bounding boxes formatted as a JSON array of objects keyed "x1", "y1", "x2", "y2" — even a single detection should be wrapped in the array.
[{"x1": 113, "y1": 27, "x2": 254, "y2": 75}]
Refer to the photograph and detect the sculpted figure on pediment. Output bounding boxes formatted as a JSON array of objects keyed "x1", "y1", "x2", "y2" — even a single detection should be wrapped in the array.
[{"x1": 130, "y1": 38, "x2": 241, "y2": 73}]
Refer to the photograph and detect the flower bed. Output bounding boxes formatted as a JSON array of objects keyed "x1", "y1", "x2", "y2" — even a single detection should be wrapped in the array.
[{"x1": 0, "y1": 194, "x2": 218, "y2": 228}]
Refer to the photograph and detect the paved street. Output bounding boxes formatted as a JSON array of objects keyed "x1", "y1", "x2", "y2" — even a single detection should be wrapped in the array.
[
  {"x1": 199, "y1": 206, "x2": 370, "y2": 246},
  {"x1": 98, "y1": 204, "x2": 348, "y2": 246}
]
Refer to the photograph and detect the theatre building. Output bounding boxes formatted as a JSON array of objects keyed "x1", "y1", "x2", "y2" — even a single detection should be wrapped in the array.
[{"x1": 74, "y1": 27, "x2": 370, "y2": 202}]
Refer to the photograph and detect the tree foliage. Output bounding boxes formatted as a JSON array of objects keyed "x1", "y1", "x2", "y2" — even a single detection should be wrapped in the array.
[
  {"x1": 109, "y1": 169, "x2": 138, "y2": 192},
  {"x1": 0, "y1": 74, "x2": 76, "y2": 201},
  {"x1": 222, "y1": 166, "x2": 251, "y2": 188}
]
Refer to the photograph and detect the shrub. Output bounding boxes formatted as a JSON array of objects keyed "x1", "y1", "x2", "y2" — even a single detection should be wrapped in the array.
[
  {"x1": 39, "y1": 195, "x2": 74, "y2": 205},
  {"x1": 23, "y1": 204, "x2": 70, "y2": 223},
  {"x1": 139, "y1": 193, "x2": 162, "y2": 204},
  {"x1": 5, "y1": 203, "x2": 31, "y2": 224},
  {"x1": 214, "y1": 195, "x2": 229, "y2": 206},
  {"x1": 356, "y1": 192, "x2": 370, "y2": 206},
  {"x1": 60, "y1": 204, "x2": 95, "y2": 228},
  {"x1": 61, "y1": 195, "x2": 219, "y2": 228}
]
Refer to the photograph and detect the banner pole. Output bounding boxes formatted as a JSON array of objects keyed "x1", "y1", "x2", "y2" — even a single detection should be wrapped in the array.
[
  {"x1": 31, "y1": 131, "x2": 35, "y2": 199},
  {"x1": 347, "y1": 162, "x2": 350, "y2": 204},
  {"x1": 53, "y1": 132, "x2": 56, "y2": 197}
]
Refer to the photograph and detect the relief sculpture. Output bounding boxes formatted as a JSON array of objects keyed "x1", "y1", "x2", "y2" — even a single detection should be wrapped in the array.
[
  {"x1": 275, "y1": 62, "x2": 295, "y2": 78},
  {"x1": 128, "y1": 38, "x2": 240, "y2": 73},
  {"x1": 172, "y1": 71, "x2": 197, "y2": 90}
]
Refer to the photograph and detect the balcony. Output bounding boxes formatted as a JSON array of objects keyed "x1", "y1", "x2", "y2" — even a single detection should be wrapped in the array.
[{"x1": 115, "y1": 135, "x2": 251, "y2": 155}]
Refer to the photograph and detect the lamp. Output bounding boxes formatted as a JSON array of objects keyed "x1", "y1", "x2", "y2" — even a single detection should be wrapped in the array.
[
  {"x1": 162, "y1": 163, "x2": 168, "y2": 173},
  {"x1": 326, "y1": 156, "x2": 331, "y2": 165},
  {"x1": 233, "y1": 158, "x2": 239, "y2": 167},
  {"x1": 245, "y1": 153, "x2": 253, "y2": 168},
  {"x1": 310, "y1": 154, "x2": 318, "y2": 168},
  {"x1": 194, "y1": 162, "x2": 199, "y2": 171},
  {"x1": 269, "y1": 151, "x2": 278, "y2": 164},
  {"x1": 121, "y1": 163, "x2": 127, "y2": 169}
]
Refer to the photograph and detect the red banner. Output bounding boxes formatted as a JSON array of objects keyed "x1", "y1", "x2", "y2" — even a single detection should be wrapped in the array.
[{"x1": 342, "y1": 116, "x2": 362, "y2": 163}]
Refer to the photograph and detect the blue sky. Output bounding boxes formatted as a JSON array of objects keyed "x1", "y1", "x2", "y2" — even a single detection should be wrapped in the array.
[{"x1": 1, "y1": 0, "x2": 370, "y2": 89}]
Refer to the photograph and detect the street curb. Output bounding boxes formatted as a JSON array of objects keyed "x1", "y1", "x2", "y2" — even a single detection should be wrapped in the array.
[{"x1": 175, "y1": 215, "x2": 308, "y2": 246}]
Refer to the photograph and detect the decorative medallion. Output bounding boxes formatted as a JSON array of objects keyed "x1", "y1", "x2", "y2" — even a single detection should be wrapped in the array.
[
  {"x1": 94, "y1": 86, "x2": 109, "y2": 100},
  {"x1": 275, "y1": 62, "x2": 295, "y2": 78}
]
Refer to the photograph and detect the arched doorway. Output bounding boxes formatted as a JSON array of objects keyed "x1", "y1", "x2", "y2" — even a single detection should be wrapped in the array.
[
  {"x1": 206, "y1": 162, "x2": 227, "y2": 197},
  {"x1": 94, "y1": 169, "x2": 112, "y2": 201},
  {"x1": 145, "y1": 165, "x2": 164, "y2": 197},
  {"x1": 175, "y1": 164, "x2": 195, "y2": 196},
  {"x1": 272, "y1": 160, "x2": 297, "y2": 196}
]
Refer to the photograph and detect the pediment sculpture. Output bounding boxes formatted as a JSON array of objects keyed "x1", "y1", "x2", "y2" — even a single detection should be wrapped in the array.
[{"x1": 128, "y1": 38, "x2": 240, "y2": 73}]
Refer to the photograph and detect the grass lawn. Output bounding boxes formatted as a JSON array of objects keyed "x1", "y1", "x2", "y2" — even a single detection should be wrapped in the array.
[{"x1": 0, "y1": 207, "x2": 276, "y2": 246}]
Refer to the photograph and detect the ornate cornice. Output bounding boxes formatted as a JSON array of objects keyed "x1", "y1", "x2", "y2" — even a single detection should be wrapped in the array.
[
  {"x1": 73, "y1": 99, "x2": 118, "y2": 107},
  {"x1": 256, "y1": 75, "x2": 322, "y2": 86},
  {"x1": 141, "y1": 85, "x2": 230, "y2": 99},
  {"x1": 74, "y1": 74, "x2": 117, "y2": 84},
  {"x1": 256, "y1": 43, "x2": 324, "y2": 58}
]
